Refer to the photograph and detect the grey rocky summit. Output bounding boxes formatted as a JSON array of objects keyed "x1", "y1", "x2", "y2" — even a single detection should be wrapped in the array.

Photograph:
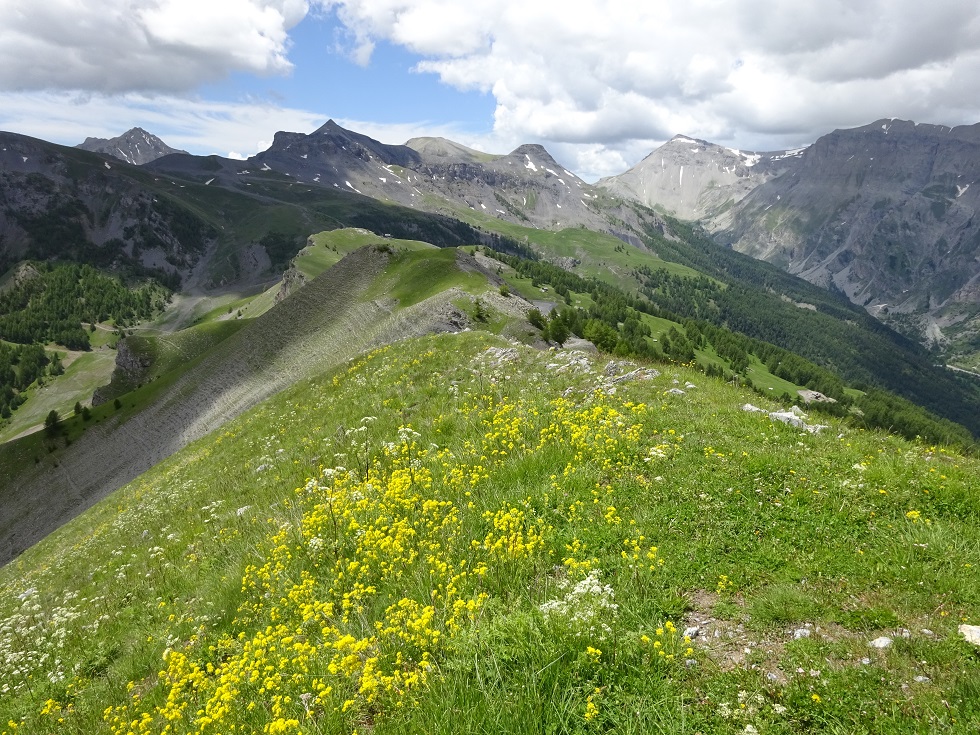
[{"x1": 77, "y1": 127, "x2": 187, "y2": 165}]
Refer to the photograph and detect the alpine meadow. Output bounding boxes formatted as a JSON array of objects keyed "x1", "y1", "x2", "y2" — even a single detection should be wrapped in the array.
[{"x1": 0, "y1": 80, "x2": 979, "y2": 735}]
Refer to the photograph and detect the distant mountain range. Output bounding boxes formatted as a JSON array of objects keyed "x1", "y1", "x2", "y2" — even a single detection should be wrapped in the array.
[
  {"x1": 144, "y1": 119, "x2": 658, "y2": 243},
  {"x1": 597, "y1": 134, "x2": 806, "y2": 225},
  {"x1": 3, "y1": 116, "x2": 979, "y2": 369},
  {"x1": 76, "y1": 127, "x2": 187, "y2": 165},
  {"x1": 601, "y1": 120, "x2": 980, "y2": 359}
]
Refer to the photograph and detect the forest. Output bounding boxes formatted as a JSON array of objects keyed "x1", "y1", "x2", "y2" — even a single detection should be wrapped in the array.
[
  {"x1": 0, "y1": 262, "x2": 169, "y2": 349},
  {"x1": 0, "y1": 262, "x2": 169, "y2": 425}
]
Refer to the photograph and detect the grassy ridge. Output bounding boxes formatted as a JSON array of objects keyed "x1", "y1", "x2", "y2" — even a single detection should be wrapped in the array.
[{"x1": 1, "y1": 332, "x2": 977, "y2": 733}]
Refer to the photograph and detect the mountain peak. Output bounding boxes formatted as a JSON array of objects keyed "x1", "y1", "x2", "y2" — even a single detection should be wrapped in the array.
[{"x1": 76, "y1": 127, "x2": 186, "y2": 165}]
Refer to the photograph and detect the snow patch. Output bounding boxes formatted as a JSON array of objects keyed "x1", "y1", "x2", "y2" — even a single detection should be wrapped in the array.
[
  {"x1": 301, "y1": 154, "x2": 308, "y2": 159},
  {"x1": 545, "y1": 167, "x2": 560, "y2": 177},
  {"x1": 524, "y1": 155, "x2": 538, "y2": 172},
  {"x1": 205, "y1": 178, "x2": 214, "y2": 185},
  {"x1": 679, "y1": 165, "x2": 684, "y2": 188},
  {"x1": 379, "y1": 177, "x2": 387, "y2": 183},
  {"x1": 481, "y1": 203, "x2": 486, "y2": 209},
  {"x1": 21, "y1": 156, "x2": 27, "y2": 163},
  {"x1": 741, "y1": 152, "x2": 761, "y2": 167},
  {"x1": 104, "y1": 161, "x2": 111, "y2": 169},
  {"x1": 261, "y1": 163, "x2": 271, "y2": 171},
  {"x1": 957, "y1": 184, "x2": 970, "y2": 198},
  {"x1": 771, "y1": 146, "x2": 808, "y2": 161}
]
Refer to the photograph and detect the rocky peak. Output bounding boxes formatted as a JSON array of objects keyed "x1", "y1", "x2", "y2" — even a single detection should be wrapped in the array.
[{"x1": 76, "y1": 127, "x2": 187, "y2": 165}]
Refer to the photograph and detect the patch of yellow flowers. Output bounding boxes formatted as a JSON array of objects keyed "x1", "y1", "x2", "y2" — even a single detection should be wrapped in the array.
[{"x1": 99, "y1": 352, "x2": 678, "y2": 734}]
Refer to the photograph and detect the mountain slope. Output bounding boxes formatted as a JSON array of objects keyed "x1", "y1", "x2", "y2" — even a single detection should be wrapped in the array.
[
  {"x1": 1, "y1": 330, "x2": 977, "y2": 733},
  {"x1": 76, "y1": 127, "x2": 188, "y2": 165},
  {"x1": 147, "y1": 120, "x2": 667, "y2": 244},
  {"x1": 0, "y1": 245, "x2": 515, "y2": 564},
  {"x1": 722, "y1": 120, "x2": 980, "y2": 310},
  {"x1": 0, "y1": 132, "x2": 214, "y2": 281},
  {"x1": 598, "y1": 134, "x2": 805, "y2": 225}
]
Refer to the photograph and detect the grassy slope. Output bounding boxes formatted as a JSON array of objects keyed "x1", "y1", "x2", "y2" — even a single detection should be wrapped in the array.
[
  {"x1": 0, "y1": 246, "x2": 505, "y2": 565},
  {"x1": 0, "y1": 351, "x2": 116, "y2": 443},
  {"x1": 0, "y1": 331, "x2": 976, "y2": 734},
  {"x1": 418, "y1": 197, "x2": 703, "y2": 290}
]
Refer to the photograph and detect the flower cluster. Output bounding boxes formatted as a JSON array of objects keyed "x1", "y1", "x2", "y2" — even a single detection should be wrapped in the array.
[{"x1": 540, "y1": 570, "x2": 619, "y2": 639}]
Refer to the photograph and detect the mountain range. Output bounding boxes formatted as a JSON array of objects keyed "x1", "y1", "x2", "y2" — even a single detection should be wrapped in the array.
[
  {"x1": 601, "y1": 120, "x2": 980, "y2": 363},
  {"x1": 2, "y1": 117, "x2": 980, "y2": 560},
  {"x1": 2, "y1": 114, "x2": 980, "y2": 734}
]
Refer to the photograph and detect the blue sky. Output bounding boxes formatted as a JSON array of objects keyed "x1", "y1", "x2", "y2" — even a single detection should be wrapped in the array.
[
  {"x1": 2, "y1": 1, "x2": 980, "y2": 181},
  {"x1": 201, "y1": 11, "x2": 495, "y2": 131}
]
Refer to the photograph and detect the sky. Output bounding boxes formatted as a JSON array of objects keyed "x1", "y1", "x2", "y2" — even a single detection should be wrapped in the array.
[{"x1": 2, "y1": 0, "x2": 980, "y2": 182}]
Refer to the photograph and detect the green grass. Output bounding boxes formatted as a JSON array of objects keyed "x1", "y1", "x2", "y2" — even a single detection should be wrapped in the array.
[
  {"x1": 0, "y1": 351, "x2": 116, "y2": 443},
  {"x1": 300, "y1": 229, "x2": 436, "y2": 279},
  {"x1": 367, "y1": 248, "x2": 487, "y2": 306},
  {"x1": 746, "y1": 354, "x2": 809, "y2": 397},
  {"x1": 0, "y1": 330, "x2": 977, "y2": 734},
  {"x1": 437, "y1": 205, "x2": 706, "y2": 293}
]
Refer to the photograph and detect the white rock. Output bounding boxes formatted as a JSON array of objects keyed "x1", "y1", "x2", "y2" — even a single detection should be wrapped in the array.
[
  {"x1": 793, "y1": 628, "x2": 811, "y2": 639},
  {"x1": 666, "y1": 388, "x2": 685, "y2": 395},
  {"x1": 913, "y1": 675, "x2": 931, "y2": 683},
  {"x1": 869, "y1": 636, "x2": 893, "y2": 649},
  {"x1": 861, "y1": 657, "x2": 871, "y2": 665},
  {"x1": 959, "y1": 624, "x2": 980, "y2": 645},
  {"x1": 921, "y1": 629, "x2": 934, "y2": 636},
  {"x1": 683, "y1": 626, "x2": 700, "y2": 638}
]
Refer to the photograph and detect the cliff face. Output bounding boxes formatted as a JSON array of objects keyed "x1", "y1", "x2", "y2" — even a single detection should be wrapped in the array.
[
  {"x1": 597, "y1": 135, "x2": 805, "y2": 226},
  {"x1": 721, "y1": 120, "x2": 980, "y2": 324}
]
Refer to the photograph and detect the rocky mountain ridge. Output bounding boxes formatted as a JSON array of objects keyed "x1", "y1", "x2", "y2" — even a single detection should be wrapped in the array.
[
  {"x1": 0, "y1": 131, "x2": 212, "y2": 280},
  {"x1": 145, "y1": 119, "x2": 663, "y2": 244},
  {"x1": 597, "y1": 134, "x2": 806, "y2": 226},
  {"x1": 718, "y1": 120, "x2": 980, "y2": 356},
  {"x1": 76, "y1": 127, "x2": 187, "y2": 165},
  {"x1": 599, "y1": 120, "x2": 980, "y2": 364}
]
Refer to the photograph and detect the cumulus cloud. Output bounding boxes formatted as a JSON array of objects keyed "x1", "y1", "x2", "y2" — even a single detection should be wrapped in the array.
[
  {"x1": 0, "y1": 0, "x2": 309, "y2": 93},
  {"x1": 4, "y1": 0, "x2": 980, "y2": 182},
  {"x1": 0, "y1": 91, "x2": 475, "y2": 166},
  {"x1": 0, "y1": 92, "x2": 325, "y2": 158},
  {"x1": 320, "y1": 0, "x2": 980, "y2": 177}
]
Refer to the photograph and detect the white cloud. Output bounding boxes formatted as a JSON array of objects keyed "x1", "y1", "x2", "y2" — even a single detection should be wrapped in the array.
[
  {"x1": 0, "y1": 0, "x2": 309, "y2": 93},
  {"x1": 319, "y1": 0, "x2": 980, "y2": 173},
  {"x1": 0, "y1": 92, "x2": 326, "y2": 159},
  {"x1": 3, "y1": 0, "x2": 980, "y2": 183}
]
